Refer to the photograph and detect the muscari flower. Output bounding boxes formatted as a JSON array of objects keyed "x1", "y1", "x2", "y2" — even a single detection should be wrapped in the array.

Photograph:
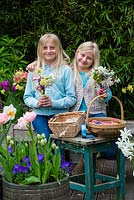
[
  {"x1": 61, "y1": 156, "x2": 72, "y2": 175},
  {"x1": 38, "y1": 154, "x2": 44, "y2": 163},
  {"x1": 19, "y1": 165, "x2": 29, "y2": 173},
  {"x1": 13, "y1": 164, "x2": 20, "y2": 174},
  {"x1": 8, "y1": 147, "x2": 13, "y2": 155}
]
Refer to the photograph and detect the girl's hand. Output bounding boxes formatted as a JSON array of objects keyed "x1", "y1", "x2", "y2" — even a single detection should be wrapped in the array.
[
  {"x1": 26, "y1": 61, "x2": 37, "y2": 72},
  {"x1": 98, "y1": 87, "x2": 112, "y2": 102},
  {"x1": 37, "y1": 95, "x2": 52, "y2": 107},
  {"x1": 98, "y1": 88, "x2": 107, "y2": 96}
]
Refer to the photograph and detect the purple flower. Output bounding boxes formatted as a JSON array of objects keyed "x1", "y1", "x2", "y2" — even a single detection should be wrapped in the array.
[
  {"x1": 13, "y1": 164, "x2": 29, "y2": 174},
  {"x1": 0, "y1": 80, "x2": 10, "y2": 91},
  {"x1": 11, "y1": 84, "x2": 17, "y2": 92},
  {"x1": 13, "y1": 164, "x2": 20, "y2": 174},
  {"x1": 61, "y1": 159, "x2": 72, "y2": 175},
  {"x1": 26, "y1": 161, "x2": 32, "y2": 168},
  {"x1": 0, "y1": 167, "x2": 3, "y2": 172},
  {"x1": 19, "y1": 166, "x2": 29, "y2": 173},
  {"x1": 38, "y1": 154, "x2": 44, "y2": 163},
  {"x1": 23, "y1": 156, "x2": 30, "y2": 163},
  {"x1": 8, "y1": 147, "x2": 13, "y2": 155}
]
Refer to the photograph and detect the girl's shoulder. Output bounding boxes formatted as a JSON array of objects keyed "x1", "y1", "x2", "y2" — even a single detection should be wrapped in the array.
[{"x1": 61, "y1": 64, "x2": 73, "y2": 72}]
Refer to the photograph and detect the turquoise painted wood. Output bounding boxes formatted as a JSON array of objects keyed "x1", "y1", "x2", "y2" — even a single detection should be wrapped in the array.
[{"x1": 51, "y1": 135, "x2": 125, "y2": 200}]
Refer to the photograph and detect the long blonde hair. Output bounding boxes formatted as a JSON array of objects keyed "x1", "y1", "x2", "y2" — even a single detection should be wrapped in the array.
[
  {"x1": 36, "y1": 33, "x2": 70, "y2": 69},
  {"x1": 73, "y1": 41, "x2": 100, "y2": 83}
]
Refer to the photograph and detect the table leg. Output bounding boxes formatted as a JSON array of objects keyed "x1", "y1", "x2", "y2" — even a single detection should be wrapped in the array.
[
  {"x1": 84, "y1": 147, "x2": 95, "y2": 200},
  {"x1": 116, "y1": 148, "x2": 126, "y2": 200}
]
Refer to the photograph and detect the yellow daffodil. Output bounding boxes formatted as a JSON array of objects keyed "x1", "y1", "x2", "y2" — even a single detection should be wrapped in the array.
[
  {"x1": 3, "y1": 104, "x2": 16, "y2": 120},
  {"x1": 127, "y1": 84, "x2": 133, "y2": 93},
  {"x1": 122, "y1": 87, "x2": 127, "y2": 94},
  {"x1": 16, "y1": 84, "x2": 24, "y2": 91},
  {"x1": 40, "y1": 77, "x2": 47, "y2": 86},
  {"x1": 1, "y1": 89, "x2": 5, "y2": 94}
]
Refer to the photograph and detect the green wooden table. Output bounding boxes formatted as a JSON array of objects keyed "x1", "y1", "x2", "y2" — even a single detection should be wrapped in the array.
[{"x1": 51, "y1": 134, "x2": 125, "y2": 200}]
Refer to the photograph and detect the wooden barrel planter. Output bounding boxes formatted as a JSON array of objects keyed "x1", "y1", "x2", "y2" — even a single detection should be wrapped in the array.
[{"x1": 2, "y1": 176, "x2": 71, "y2": 200}]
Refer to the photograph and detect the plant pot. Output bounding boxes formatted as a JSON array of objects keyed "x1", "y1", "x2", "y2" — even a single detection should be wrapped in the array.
[{"x1": 2, "y1": 176, "x2": 71, "y2": 200}]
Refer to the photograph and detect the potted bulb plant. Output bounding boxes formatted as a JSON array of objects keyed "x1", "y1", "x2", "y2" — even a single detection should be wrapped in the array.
[{"x1": 0, "y1": 105, "x2": 71, "y2": 200}]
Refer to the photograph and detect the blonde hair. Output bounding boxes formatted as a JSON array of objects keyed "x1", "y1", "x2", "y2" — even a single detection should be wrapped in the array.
[
  {"x1": 73, "y1": 41, "x2": 100, "y2": 83},
  {"x1": 36, "y1": 33, "x2": 70, "y2": 69}
]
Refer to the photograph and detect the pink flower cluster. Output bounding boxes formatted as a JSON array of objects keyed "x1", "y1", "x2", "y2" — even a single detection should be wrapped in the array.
[
  {"x1": 0, "y1": 113, "x2": 9, "y2": 124},
  {"x1": 17, "y1": 111, "x2": 37, "y2": 129}
]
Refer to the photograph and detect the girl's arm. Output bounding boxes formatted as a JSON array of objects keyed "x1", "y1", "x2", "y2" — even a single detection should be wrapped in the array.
[{"x1": 26, "y1": 61, "x2": 37, "y2": 72}]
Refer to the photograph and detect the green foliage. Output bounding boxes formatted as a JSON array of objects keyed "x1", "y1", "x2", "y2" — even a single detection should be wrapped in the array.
[
  {"x1": 0, "y1": 35, "x2": 29, "y2": 119},
  {"x1": 0, "y1": 35, "x2": 28, "y2": 81},
  {"x1": 0, "y1": 0, "x2": 134, "y2": 119}
]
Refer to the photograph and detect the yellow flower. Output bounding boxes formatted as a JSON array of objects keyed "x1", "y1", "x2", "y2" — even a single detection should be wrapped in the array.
[
  {"x1": 127, "y1": 84, "x2": 133, "y2": 93},
  {"x1": 1, "y1": 89, "x2": 5, "y2": 94},
  {"x1": 40, "y1": 77, "x2": 47, "y2": 86},
  {"x1": 36, "y1": 68, "x2": 42, "y2": 74},
  {"x1": 16, "y1": 84, "x2": 24, "y2": 91},
  {"x1": 122, "y1": 87, "x2": 127, "y2": 94}
]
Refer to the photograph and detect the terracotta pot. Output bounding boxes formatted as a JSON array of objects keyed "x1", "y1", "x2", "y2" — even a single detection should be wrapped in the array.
[{"x1": 2, "y1": 176, "x2": 71, "y2": 200}]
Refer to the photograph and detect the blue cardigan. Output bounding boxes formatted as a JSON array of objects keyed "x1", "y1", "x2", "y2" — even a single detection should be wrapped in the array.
[{"x1": 24, "y1": 64, "x2": 76, "y2": 116}]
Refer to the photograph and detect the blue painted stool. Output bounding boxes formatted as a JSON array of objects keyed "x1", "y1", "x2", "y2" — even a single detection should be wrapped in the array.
[{"x1": 51, "y1": 134, "x2": 125, "y2": 200}]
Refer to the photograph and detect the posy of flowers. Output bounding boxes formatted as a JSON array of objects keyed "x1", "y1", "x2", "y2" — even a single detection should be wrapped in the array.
[
  {"x1": 33, "y1": 68, "x2": 55, "y2": 95},
  {"x1": 91, "y1": 66, "x2": 120, "y2": 88}
]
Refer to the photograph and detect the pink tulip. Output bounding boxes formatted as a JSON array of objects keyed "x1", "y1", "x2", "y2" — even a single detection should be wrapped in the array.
[
  {"x1": 0, "y1": 113, "x2": 9, "y2": 124},
  {"x1": 17, "y1": 117, "x2": 27, "y2": 129},
  {"x1": 24, "y1": 111, "x2": 37, "y2": 122}
]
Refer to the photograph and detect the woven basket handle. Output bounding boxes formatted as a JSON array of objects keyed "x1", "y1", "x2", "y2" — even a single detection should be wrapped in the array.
[
  {"x1": 86, "y1": 95, "x2": 124, "y2": 121},
  {"x1": 49, "y1": 115, "x2": 58, "y2": 122}
]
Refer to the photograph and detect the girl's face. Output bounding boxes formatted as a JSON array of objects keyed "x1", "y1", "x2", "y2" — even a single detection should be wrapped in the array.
[
  {"x1": 76, "y1": 50, "x2": 94, "y2": 72},
  {"x1": 41, "y1": 39, "x2": 57, "y2": 66}
]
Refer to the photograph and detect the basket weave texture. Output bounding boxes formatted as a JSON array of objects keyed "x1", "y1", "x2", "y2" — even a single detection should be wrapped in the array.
[
  {"x1": 48, "y1": 111, "x2": 86, "y2": 138},
  {"x1": 86, "y1": 95, "x2": 126, "y2": 138}
]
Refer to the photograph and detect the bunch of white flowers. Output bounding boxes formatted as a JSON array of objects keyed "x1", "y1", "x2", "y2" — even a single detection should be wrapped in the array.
[
  {"x1": 91, "y1": 66, "x2": 120, "y2": 88},
  {"x1": 116, "y1": 128, "x2": 134, "y2": 175}
]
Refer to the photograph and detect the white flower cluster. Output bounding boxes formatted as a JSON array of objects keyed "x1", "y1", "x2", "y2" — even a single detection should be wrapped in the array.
[
  {"x1": 92, "y1": 66, "x2": 120, "y2": 87},
  {"x1": 116, "y1": 128, "x2": 134, "y2": 160}
]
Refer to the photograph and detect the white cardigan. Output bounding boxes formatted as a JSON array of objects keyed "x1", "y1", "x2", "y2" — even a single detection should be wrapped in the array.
[{"x1": 70, "y1": 77, "x2": 107, "y2": 115}]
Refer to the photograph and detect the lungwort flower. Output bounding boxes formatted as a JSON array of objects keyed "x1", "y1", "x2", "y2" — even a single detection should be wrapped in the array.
[{"x1": 0, "y1": 110, "x2": 70, "y2": 185}]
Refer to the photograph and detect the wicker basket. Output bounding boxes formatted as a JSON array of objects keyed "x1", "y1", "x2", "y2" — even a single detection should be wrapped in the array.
[
  {"x1": 86, "y1": 95, "x2": 126, "y2": 138},
  {"x1": 48, "y1": 111, "x2": 86, "y2": 138}
]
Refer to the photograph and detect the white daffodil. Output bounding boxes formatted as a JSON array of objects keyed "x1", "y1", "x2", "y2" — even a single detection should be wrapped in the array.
[{"x1": 3, "y1": 104, "x2": 16, "y2": 120}]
